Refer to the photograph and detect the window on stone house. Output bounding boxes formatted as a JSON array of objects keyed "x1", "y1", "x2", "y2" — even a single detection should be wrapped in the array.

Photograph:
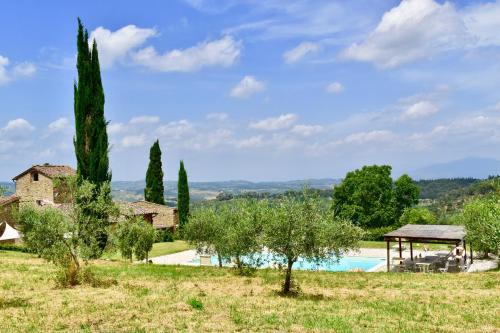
[{"x1": 32, "y1": 172, "x2": 39, "y2": 181}]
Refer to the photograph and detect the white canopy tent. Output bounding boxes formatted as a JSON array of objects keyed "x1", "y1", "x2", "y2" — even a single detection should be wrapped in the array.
[{"x1": 0, "y1": 221, "x2": 21, "y2": 241}]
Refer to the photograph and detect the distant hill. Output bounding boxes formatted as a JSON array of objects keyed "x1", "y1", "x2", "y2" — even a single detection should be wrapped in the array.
[
  {"x1": 412, "y1": 157, "x2": 500, "y2": 179},
  {"x1": 112, "y1": 178, "x2": 340, "y2": 203}
]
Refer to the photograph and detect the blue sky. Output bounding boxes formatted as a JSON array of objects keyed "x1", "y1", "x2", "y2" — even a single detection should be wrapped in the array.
[{"x1": 1, "y1": 0, "x2": 500, "y2": 181}]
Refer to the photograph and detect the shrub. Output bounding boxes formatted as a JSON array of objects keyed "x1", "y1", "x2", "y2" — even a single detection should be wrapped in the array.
[
  {"x1": 155, "y1": 229, "x2": 174, "y2": 243},
  {"x1": 362, "y1": 226, "x2": 395, "y2": 241},
  {"x1": 0, "y1": 244, "x2": 34, "y2": 253},
  {"x1": 399, "y1": 207, "x2": 437, "y2": 226},
  {"x1": 188, "y1": 298, "x2": 203, "y2": 310}
]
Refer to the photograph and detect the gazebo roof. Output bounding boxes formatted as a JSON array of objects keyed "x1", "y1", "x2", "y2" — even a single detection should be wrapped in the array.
[{"x1": 384, "y1": 224, "x2": 465, "y2": 242}]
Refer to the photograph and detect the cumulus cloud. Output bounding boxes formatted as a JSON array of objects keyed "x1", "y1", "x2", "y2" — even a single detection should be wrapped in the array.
[
  {"x1": 230, "y1": 75, "x2": 266, "y2": 99},
  {"x1": 402, "y1": 101, "x2": 439, "y2": 120},
  {"x1": 291, "y1": 124, "x2": 324, "y2": 137},
  {"x1": 132, "y1": 35, "x2": 241, "y2": 72},
  {"x1": 129, "y1": 115, "x2": 160, "y2": 124},
  {"x1": 283, "y1": 42, "x2": 320, "y2": 63},
  {"x1": 325, "y1": 82, "x2": 344, "y2": 94},
  {"x1": 121, "y1": 134, "x2": 147, "y2": 148},
  {"x1": 90, "y1": 25, "x2": 157, "y2": 68},
  {"x1": 462, "y1": 0, "x2": 500, "y2": 47},
  {"x1": 341, "y1": 0, "x2": 470, "y2": 68},
  {"x1": 0, "y1": 55, "x2": 36, "y2": 85},
  {"x1": 2, "y1": 118, "x2": 35, "y2": 132},
  {"x1": 48, "y1": 118, "x2": 70, "y2": 133},
  {"x1": 344, "y1": 130, "x2": 396, "y2": 144},
  {"x1": 249, "y1": 114, "x2": 297, "y2": 131}
]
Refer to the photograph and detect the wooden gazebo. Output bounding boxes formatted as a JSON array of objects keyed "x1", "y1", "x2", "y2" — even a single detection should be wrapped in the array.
[{"x1": 383, "y1": 224, "x2": 470, "y2": 272}]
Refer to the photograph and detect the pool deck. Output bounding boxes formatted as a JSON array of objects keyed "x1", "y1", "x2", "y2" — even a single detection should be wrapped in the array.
[
  {"x1": 149, "y1": 247, "x2": 452, "y2": 272},
  {"x1": 149, "y1": 247, "x2": 497, "y2": 272}
]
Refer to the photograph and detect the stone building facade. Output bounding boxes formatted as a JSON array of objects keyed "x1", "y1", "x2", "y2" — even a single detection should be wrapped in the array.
[{"x1": 131, "y1": 201, "x2": 178, "y2": 230}]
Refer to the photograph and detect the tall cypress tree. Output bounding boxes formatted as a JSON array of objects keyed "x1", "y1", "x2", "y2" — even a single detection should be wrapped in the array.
[
  {"x1": 177, "y1": 160, "x2": 190, "y2": 229},
  {"x1": 144, "y1": 140, "x2": 165, "y2": 205},
  {"x1": 74, "y1": 18, "x2": 111, "y2": 185},
  {"x1": 73, "y1": 18, "x2": 111, "y2": 255}
]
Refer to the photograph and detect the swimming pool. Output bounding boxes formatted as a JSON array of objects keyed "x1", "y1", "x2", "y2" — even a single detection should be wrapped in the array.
[{"x1": 191, "y1": 254, "x2": 386, "y2": 272}]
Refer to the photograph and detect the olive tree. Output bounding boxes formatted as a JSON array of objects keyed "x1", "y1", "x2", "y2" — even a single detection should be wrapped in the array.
[
  {"x1": 221, "y1": 200, "x2": 265, "y2": 273},
  {"x1": 262, "y1": 193, "x2": 364, "y2": 294},
  {"x1": 17, "y1": 180, "x2": 117, "y2": 286},
  {"x1": 184, "y1": 205, "x2": 227, "y2": 267},
  {"x1": 114, "y1": 216, "x2": 156, "y2": 262}
]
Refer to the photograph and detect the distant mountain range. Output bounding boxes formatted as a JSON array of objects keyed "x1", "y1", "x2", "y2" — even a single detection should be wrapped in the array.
[{"x1": 411, "y1": 157, "x2": 500, "y2": 179}]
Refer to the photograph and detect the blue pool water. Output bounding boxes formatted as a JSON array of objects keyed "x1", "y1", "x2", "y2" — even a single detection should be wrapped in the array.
[{"x1": 193, "y1": 255, "x2": 385, "y2": 272}]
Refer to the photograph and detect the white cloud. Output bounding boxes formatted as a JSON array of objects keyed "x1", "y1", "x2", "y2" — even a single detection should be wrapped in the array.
[
  {"x1": 462, "y1": 0, "x2": 500, "y2": 47},
  {"x1": 157, "y1": 120, "x2": 194, "y2": 139},
  {"x1": 12, "y1": 62, "x2": 36, "y2": 77},
  {"x1": 48, "y1": 118, "x2": 70, "y2": 133},
  {"x1": 230, "y1": 75, "x2": 266, "y2": 99},
  {"x1": 249, "y1": 113, "x2": 297, "y2": 131},
  {"x1": 206, "y1": 113, "x2": 228, "y2": 121},
  {"x1": 108, "y1": 122, "x2": 127, "y2": 135},
  {"x1": 132, "y1": 35, "x2": 241, "y2": 72},
  {"x1": 402, "y1": 101, "x2": 439, "y2": 120},
  {"x1": 0, "y1": 55, "x2": 9, "y2": 85},
  {"x1": 341, "y1": 0, "x2": 470, "y2": 68},
  {"x1": 2, "y1": 118, "x2": 35, "y2": 132},
  {"x1": 325, "y1": 82, "x2": 344, "y2": 94},
  {"x1": 121, "y1": 134, "x2": 147, "y2": 148},
  {"x1": 344, "y1": 130, "x2": 396, "y2": 144},
  {"x1": 90, "y1": 25, "x2": 157, "y2": 69},
  {"x1": 129, "y1": 115, "x2": 160, "y2": 124},
  {"x1": 235, "y1": 135, "x2": 265, "y2": 149},
  {"x1": 283, "y1": 42, "x2": 320, "y2": 63},
  {"x1": 0, "y1": 55, "x2": 36, "y2": 85},
  {"x1": 291, "y1": 124, "x2": 324, "y2": 137}
]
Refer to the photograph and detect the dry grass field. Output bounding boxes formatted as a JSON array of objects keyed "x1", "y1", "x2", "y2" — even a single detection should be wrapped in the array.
[{"x1": 0, "y1": 250, "x2": 499, "y2": 332}]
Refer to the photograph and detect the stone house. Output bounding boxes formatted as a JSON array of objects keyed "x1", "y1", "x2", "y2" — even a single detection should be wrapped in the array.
[
  {"x1": 12, "y1": 164, "x2": 76, "y2": 206},
  {"x1": 1, "y1": 164, "x2": 178, "y2": 235},
  {"x1": 131, "y1": 201, "x2": 178, "y2": 230}
]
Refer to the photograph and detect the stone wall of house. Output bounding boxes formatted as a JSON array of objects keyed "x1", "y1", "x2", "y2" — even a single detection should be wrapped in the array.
[
  {"x1": 132, "y1": 201, "x2": 178, "y2": 230},
  {"x1": 15, "y1": 172, "x2": 54, "y2": 204}
]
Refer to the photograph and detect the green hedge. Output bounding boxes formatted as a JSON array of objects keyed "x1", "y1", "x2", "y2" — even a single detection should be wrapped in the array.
[
  {"x1": 0, "y1": 243, "x2": 34, "y2": 253},
  {"x1": 362, "y1": 226, "x2": 395, "y2": 241}
]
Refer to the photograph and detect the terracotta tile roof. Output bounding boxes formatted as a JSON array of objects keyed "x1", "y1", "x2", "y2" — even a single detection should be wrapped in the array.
[
  {"x1": 13, "y1": 164, "x2": 76, "y2": 180},
  {"x1": 0, "y1": 195, "x2": 19, "y2": 207},
  {"x1": 132, "y1": 200, "x2": 177, "y2": 212},
  {"x1": 115, "y1": 201, "x2": 159, "y2": 216}
]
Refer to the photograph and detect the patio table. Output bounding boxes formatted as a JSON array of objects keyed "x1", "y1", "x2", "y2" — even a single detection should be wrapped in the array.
[{"x1": 416, "y1": 262, "x2": 431, "y2": 273}]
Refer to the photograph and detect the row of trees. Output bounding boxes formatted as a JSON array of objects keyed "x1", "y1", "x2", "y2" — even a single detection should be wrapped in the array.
[
  {"x1": 185, "y1": 192, "x2": 364, "y2": 294},
  {"x1": 144, "y1": 140, "x2": 190, "y2": 229}
]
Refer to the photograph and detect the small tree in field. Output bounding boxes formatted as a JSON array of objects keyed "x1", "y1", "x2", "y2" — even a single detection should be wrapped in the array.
[
  {"x1": 263, "y1": 193, "x2": 363, "y2": 294},
  {"x1": 399, "y1": 207, "x2": 436, "y2": 226},
  {"x1": 115, "y1": 216, "x2": 156, "y2": 262},
  {"x1": 184, "y1": 205, "x2": 227, "y2": 267},
  {"x1": 219, "y1": 200, "x2": 265, "y2": 273},
  {"x1": 17, "y1": 180, "x2": 117, "y2": 286}
]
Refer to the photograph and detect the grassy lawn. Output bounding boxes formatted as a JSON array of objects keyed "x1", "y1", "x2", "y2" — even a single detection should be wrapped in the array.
[
  {"x1": 1, "y1": 250, "x2": 499, "y2": 332},
  {"x1": 360, "y1": 241, "x2": 450, "y2": 251},
  {"x1": 102, "y1": 240, "x2": 193, "y2": 261}
]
